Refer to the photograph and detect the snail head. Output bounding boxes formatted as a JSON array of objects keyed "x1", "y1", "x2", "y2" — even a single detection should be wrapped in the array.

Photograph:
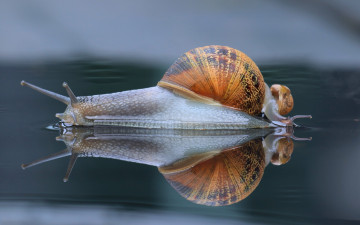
[
  {"x1": 56, "y1": 105, "x2": 78, "y2": 126},
  {"x1": 21, "y1": 81, "x2": 84, "y2": 126},
  {"x1": 21, "y1": 127, "x2": 91, "y2": 182},
  {"x1": 270, "y1": 84, "x2": 294, "y2": 116}
]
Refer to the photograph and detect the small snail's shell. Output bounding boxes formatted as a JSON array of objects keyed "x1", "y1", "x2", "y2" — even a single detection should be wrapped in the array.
[
  {"x1": 271, "y1": 137, "x2": 294, "y2": 165},
  {"x1": 270, "y1": 84, "x2": 294, "y2": 116},
  {"x1": 158, "y1": 45, "x2": 266, "y2": 115},
  {"x1": 159, "y1": 139, "x2": 265, "y2": 206}
]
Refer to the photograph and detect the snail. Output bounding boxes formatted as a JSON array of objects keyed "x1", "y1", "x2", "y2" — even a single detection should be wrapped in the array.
[
  {"x1": 21, "y1": 126, "x2": 303, "y2": 206},
  {"x1": 20, "y1": 45, "x2": 311, "y2": 129}
]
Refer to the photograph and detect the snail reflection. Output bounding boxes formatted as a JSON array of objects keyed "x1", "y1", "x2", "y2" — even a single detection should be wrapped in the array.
[{"x1": 22, "y1": 126, "x2": 309, "y2": 206}]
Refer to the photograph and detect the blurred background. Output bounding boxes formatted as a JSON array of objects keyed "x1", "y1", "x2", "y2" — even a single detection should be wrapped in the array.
[
  {"x1": 1, "y1": 0, "x2": 360, "y2": 225},
  {"x1": 1, "y1": 0, "x2": 360, "y2": 67}
]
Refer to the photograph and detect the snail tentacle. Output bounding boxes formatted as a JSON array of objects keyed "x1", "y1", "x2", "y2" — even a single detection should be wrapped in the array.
[
  {"x1": 21, "y1": 80, "x2": 70, "y2": 105},
  {"x1": 281, "y1": 115, "x2": 312, "y2": 127},
  {"x1": 62, "y1": 82, "x2": 78, "y2": 105},
  {"x1": 21, "y1": 148, "x2": 71, "y2": 170},
  {"x1": 290, "y1": 115, "x2": 312, "y2": 122},
  {"x1": 63, "y1": 153, "x2": 78, "y2": 182},
  {"x1": 289, "y1": 135, "x2": 312, "y2": 141}
]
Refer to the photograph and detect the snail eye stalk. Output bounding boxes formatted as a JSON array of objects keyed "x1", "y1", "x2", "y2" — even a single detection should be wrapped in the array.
[
  {"x1": 62, "y1": 82, "x2": 78, "y2": 105},
  {"x1": 21, "y1": 80, "x2": 70, "y2": 105}
]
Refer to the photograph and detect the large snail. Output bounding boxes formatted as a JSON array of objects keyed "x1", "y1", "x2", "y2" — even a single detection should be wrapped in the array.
[
  {"x1": 22, "y1": 127, "x2": 298, "y2": 206},
  {"x1": 21, "y1": 45, "x2": 311, "y2": 129}
]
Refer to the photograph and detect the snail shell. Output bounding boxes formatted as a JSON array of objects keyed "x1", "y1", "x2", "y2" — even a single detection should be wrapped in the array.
[
  {"x1": 158, "y1": 46, "x2": 265, "y2": 115},
  {"x1": 270, "y1": 137, "x2": 294, "y2": 165}
]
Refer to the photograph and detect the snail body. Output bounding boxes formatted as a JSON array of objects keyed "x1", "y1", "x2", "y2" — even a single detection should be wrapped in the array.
[{"x1": 21, "y1": 45, "x2": 311, "y2": 129}]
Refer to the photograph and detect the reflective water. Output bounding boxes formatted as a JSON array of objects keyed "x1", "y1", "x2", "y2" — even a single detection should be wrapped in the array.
[{"x1": 1, "y1": 61, "x2": 360, "y2": 224}]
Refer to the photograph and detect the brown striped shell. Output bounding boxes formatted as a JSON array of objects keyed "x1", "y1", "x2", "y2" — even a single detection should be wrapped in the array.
[
  {"x1": 158, "y1": 45, "x2": 265, "y2": 115},
  {"x1": 271, "y1": 137, "x2": 294, "y2": 165},
  {"x1": 159, "y1": 139, "x2": 265, "y2": 206},
  {"x1": 270, "y1": 84, "x2": 294, "y2": 116}
]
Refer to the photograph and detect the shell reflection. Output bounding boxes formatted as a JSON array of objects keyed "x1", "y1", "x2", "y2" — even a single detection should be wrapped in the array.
[
  {"x1": 22, "y1": 126, "x2": 306, "y2": 206},
  {"x1": 161, "y1": 139, "x2": 265, "y2": 206}
]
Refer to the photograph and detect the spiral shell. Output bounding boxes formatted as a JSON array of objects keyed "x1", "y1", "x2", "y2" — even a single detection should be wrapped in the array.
[
  {"x1": 271, "y1": 137, "x2": 294, "y2": 165},
  {"x1": 270, "y1": 84, "x2": 294, "y2": 116},
  {"x1": 159, "y1": 139, "x2": 265, "y2": 206},
  {"x1": 158, "y1": 45, "x2": 265, "y2": 115}
]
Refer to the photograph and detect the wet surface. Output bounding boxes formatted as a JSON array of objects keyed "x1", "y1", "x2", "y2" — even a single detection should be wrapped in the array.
[{"x1": 1, "y1": 61, "x2": 360, "y2": 224}]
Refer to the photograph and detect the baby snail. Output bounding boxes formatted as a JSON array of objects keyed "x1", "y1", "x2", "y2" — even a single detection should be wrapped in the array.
[{"x1": 21, "y1": 45, "x2": 311, "y2": 129}]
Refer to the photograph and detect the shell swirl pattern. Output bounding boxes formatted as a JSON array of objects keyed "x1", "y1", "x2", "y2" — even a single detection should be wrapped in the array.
[
  {"x1": 161, "y1": 139, "x2": 266, "y2": 206},
  {"x1": 159, "y1": 45, "x2": 265, "y2": 115}
]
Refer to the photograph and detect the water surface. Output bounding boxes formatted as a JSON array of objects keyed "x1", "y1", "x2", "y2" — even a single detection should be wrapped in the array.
[{"x1": 1, "y1": 60, "x2": 359, "y2": 224}]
